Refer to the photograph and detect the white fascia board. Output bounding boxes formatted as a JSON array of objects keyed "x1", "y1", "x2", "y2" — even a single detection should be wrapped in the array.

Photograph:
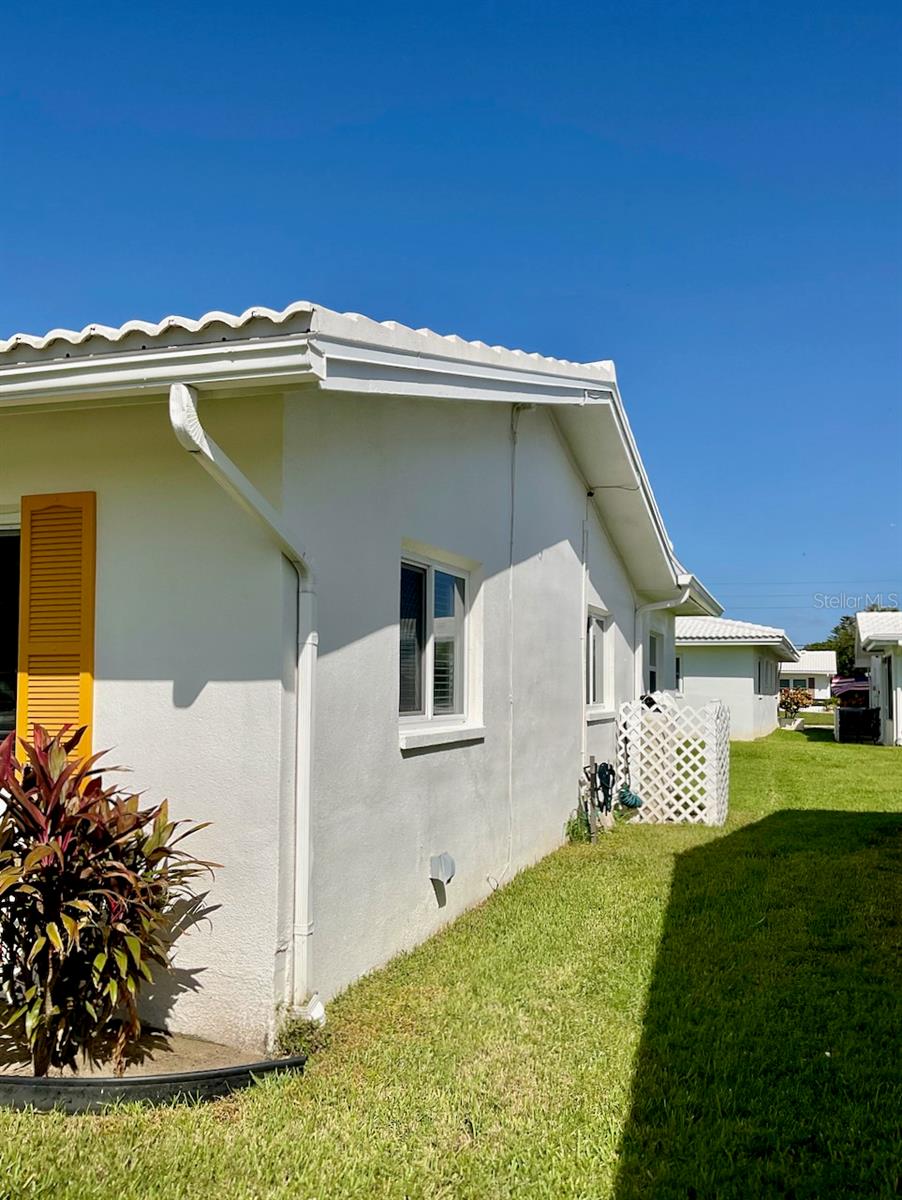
[
  {"x1": 0, "y1": 336, "x2": 323, "y2": 410},
  {"x1": 313, "y1": 332, "x2": 611, "y2": 406},
  {"x1": 677, "y1": 637, "x2": 799, "y2": 659},
  {"x1": 862, "y1": 637, "x2": 902, "y2": 652}
]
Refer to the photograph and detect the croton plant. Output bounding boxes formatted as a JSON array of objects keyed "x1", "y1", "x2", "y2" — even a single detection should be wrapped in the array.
[
  {"x1": 779, "y1": 687, "x2": 813, "y2": 720},
  {"x1": 0, "y1": 726, "x2": 213, "y2": 1076}
]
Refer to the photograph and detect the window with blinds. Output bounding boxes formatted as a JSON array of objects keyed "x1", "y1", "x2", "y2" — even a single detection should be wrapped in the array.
[{"x1": 399, "y1": 555, "x2": 468, "y2": 723}]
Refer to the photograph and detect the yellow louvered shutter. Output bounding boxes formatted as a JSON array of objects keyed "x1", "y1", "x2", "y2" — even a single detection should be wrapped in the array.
[{"x1": 16, "y1": 492, "x2": 96, "y2": 755}]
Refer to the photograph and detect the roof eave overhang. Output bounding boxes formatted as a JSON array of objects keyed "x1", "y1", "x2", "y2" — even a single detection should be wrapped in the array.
[
  {"x1": 0, "y1": 321, "x2": 713, "y2": 603},
  {"x1": 0, "y1": 335, "x2": 323, "y2": 412},
  {"x1": 862, "y1": 637, "x2": 902, "y2": 652},
  {"x1": 314, "y1": 332, "x2": 689, "y2": 596},
  {"x1": 677, "y1": 637, "x2": 799, "y2": 661},
  {"x1": 673, "y1": 573, "x2": 723, "y2": 617}
]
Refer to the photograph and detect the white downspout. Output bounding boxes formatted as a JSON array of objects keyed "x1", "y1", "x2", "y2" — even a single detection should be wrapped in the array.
[
  {"x1": 168, "y1": 383, "x2": 320, "y2": 1022},
  {"x1": 580, "y1": 494, "x2": 591, "y2": 762},
  {"x1": 633, "y1": 587, "x2": 690, "y2": 698}
]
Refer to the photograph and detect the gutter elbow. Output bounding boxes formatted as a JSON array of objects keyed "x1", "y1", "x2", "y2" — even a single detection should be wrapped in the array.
[{"x1": 169, "y1": 382, "x2": 210, "y2": 455}]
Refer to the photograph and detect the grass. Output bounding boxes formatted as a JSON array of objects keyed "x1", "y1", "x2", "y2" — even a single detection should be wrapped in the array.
[
  {"x1": 0, "y1": 730, "x2": 899, "y2": 1199},
  {"x1": 800, "y1": 709, "x2": 836, "y2": 726}
]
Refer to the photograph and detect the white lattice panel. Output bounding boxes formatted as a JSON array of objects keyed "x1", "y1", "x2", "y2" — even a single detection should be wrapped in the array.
[{"x1": 616, "y1": 693, "x2": 730, "y2": 826}]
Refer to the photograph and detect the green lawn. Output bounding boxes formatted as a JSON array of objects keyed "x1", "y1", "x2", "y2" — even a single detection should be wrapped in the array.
[
  {"x1": 1, "y1": 730, "x2": 899, "y2": 1200},
  {"x1": 801, "y1": 710, "x2": 836, "y2": 726}
]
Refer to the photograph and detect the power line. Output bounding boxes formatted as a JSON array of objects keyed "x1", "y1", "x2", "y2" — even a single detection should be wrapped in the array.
[
  {"x1": 710, "y1": 591, "x2": 899, "y2": 599},
  {"x1": 711, "y1": 578, "x2": 902, "y2": 587}
]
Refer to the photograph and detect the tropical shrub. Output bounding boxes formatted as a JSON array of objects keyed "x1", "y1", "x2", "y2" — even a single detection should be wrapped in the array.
[
  {"x1": 779, "y1": 688, "x2": 812, "y2": 720},
  {"x1": 0, "y1": 726, "x2": 213, "y2": 1076}
]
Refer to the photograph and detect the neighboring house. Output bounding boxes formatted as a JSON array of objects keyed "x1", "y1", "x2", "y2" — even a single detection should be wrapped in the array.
[
  {"x1": 778, "y1": 649, "x2": 837, "y2": 701},
  {"x1": 675, "y1": 616, "x2": 799, "y2": 739},
  {"x1": 854, "y1": 611, "x2": 902, "y2": 747},
  {"x1": 0, "y1": 301, "x2": 720, "y2": 1051}
]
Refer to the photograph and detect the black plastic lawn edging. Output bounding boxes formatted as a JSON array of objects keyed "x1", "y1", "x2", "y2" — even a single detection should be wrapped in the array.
[{"x1": 0, "y1": 1055, "x2": 307, "y2": 1114}]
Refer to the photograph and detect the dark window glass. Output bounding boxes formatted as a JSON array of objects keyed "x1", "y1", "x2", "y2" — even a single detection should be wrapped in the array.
[
  {"x1": 399, "y1": 563, "x2": 426, "y2": 714},
  {"x1": 0, "y1": 533, "x2": 20, "y2": 736}
]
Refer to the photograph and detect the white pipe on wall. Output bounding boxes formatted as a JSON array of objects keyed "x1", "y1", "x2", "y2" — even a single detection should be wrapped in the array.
[
  {"x1": 168, "y1": 383, "x2": 320, "y2": 1022},
  {"x1": 633, "y1": 588, "x2": 690, "y2": 698}
]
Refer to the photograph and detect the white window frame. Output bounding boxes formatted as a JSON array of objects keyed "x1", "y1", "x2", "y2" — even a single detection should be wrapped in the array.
[
  {"x1": 398, "y1": 546, "x2": 484, "y2": 749},
  {"x1": 586, "y1": 608, "x2": 613, "y2": 718}
]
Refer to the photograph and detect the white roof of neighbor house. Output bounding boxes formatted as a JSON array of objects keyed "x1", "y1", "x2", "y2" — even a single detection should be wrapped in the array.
[
  {"x1": 856, "y1": 610, "x2": 902, "y2": 650},
  {"x1": 676, "y1": 616, "x2": 799, "y2": 660},
  {"x1": 779, "y1": 650, "x2": 837, "y2": 675}
]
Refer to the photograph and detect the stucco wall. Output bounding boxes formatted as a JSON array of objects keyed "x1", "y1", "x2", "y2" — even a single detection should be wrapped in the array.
[
  {"x1": 1, "y1": 399, "x2": 288, "y2": 1050},
  {"x1": 678, "y1": 645, "x2": 780, "y2": 739},
  {"x1": 281, "y1": 392, "x2": 641, "y2": 1002},
  {"x1": 3, "y1": 389, "x2": 655, "y2": 1043},
  {"x1": 780, "y1": 670, "x2": 832, "y2": 701},
  {"x1": 869, "y1": 648, "x2": 902, "y2": 746}
]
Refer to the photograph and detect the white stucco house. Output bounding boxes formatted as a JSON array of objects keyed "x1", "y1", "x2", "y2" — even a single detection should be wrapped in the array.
[
  {"x1": 855, "y1": 611, "x2": 902, "y2": 746},
  {"x1": 779, "y1": 649, "x2": 837, "y2": 701},
  {"x1": 0, "y1": 301, "x2": 720, "y2": 1050},
  {"x1": 675, "y1": 616, "x2": 798, "y2": 739}
]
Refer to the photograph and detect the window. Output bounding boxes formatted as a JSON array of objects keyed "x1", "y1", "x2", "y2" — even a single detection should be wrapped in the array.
[
  {"x1": 675, "y1": 654, "x2": 682, "y2": 692},
  {"x1": 647, "y1": 632, "x2": 662, "y2": 693},
  {"x1": 779, "y1": 677, "x2": 790, "y2": 689},
  {"x1": 885, "y1": 656, "x2": 894, "y2": 719},
  {"x1": 0, "y1": 531, "x2": 19, "y2": 737},
  {"x1": 586, "y1": 612, "x2": 609, "y2": 708},
  {"x1": 791, "y1": 677, "x2": 807, "y2": 690},
  {"x1": 399, "y1": 557, "x2": 467, "y2": 721}
]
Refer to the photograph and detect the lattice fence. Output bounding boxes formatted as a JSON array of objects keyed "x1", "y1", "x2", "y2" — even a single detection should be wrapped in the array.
[{"x1": 616, "y1": 693, "x2": 730, "y2": 825}]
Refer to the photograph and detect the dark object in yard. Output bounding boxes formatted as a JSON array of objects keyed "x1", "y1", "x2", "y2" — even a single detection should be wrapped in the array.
[
  {"x1": 617, "y1": 783, "x2": 643, "y2": 809},
  {"x1": 580, "y1": 759, "x2": 617, "y2": 840},
  {"x1": 0, "y1": 1054, "x2": 307, "y2": 1113},
  {"x1": 597, "y1": 762, "x2": 615, "y2": 813},
  {"x1": 617, "y1": 736, "x2": 643, "y2": 809},
  {"x1": 836, "y1": 707, "x2": 881, "y2": 744}
]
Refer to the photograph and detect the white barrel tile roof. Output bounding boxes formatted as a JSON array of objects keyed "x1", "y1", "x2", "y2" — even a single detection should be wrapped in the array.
[
  {"x1": 676, "y1": 616, "x2": 787, "y2": 642},
  {"x1": 779, "y1": 650, "x2": 837, "y2": 674},
  {"x1": 856, "y1": 610, "x2": 902, "y2": 644}
]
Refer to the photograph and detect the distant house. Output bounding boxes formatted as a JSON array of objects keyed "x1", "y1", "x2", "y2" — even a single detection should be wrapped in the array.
[
  {"x1": 779, "y1": 649, "x2": 837, "y2": 701},
  {"x1": 854, "y1": 612, "x2": 902, "y2": 746},
  {"x1": 0, "y1": 299, "x2": 720, "y2": 1051},
  {"x1": 675, "y1": 617, "x2": 799, "y2": 739}
]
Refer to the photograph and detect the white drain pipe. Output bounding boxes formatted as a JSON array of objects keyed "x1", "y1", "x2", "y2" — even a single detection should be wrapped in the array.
[
  {"x1": 169, "y1": 383, "x2": 319, "y2": 1020},
  {"x1": 634, "y1": 587, "x2": 690, "y2": 698}
]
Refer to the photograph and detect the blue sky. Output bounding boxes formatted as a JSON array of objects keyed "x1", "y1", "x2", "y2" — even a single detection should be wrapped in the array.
[{"x1": 2, "y1": 1, "x2": 900, "y2": 646}]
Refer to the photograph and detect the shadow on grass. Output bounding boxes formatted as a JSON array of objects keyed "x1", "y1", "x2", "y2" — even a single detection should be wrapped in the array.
[
  {"x1": 615, "y1": 810, "x2": 902, "y2": 1199},
  {"x1": 800, "y1": 726, "x2": 840, "y2": 743}
]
